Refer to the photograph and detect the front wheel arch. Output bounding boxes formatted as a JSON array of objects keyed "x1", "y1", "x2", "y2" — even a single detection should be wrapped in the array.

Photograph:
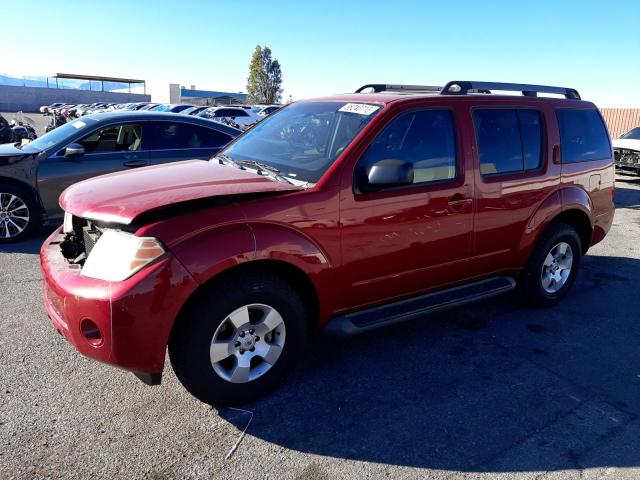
[{"x1": 171, "y1": 259, "x2": 320, "y2": 339}]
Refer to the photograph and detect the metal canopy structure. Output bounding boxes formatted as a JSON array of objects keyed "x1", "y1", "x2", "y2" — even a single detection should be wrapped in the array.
[{"x1": 52, "y1": 73, "x2": 146, "y2": 94}]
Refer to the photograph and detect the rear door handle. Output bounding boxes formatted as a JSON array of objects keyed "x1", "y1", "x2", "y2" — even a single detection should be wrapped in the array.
[
  {"x1": 123, "y1": 159, "x2": 148, "y2": 168},
  {"x1": 447, "y1": 194, "x2": 472, "y2": 211}
]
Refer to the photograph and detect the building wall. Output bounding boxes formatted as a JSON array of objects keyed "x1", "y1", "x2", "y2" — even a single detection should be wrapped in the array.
[
  {"x1": 0, "y1": 85, "x2": 151, "y2": 112},
  {"x1": 600, "y1": 108, "x2": 640, "y2": 138},
  {"x1": 169, "y1": 84, "x2": 181, "y2": 104}
]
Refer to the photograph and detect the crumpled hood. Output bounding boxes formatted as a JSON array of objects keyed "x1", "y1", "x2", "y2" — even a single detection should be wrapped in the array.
[
  {"x1": 60, "y1": 160, "x2": 302, "y2": 225},
  {"x1": 612, "y1": 138, "x2": 640, "y2": 151}
]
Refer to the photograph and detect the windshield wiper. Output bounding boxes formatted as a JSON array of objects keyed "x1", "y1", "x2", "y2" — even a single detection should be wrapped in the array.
[
  {"x1": 237, "y1": 159, "x2": 280, "y2": 173},
  {"x1": 215, "y1": 153, "x2": 244, "y2": 169},
  {"x1": 237, "y1": 159, "x2": 294, "y2": 185}
]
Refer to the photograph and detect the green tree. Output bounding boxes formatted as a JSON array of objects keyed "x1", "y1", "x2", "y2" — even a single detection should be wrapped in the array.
[{"x1": 246, "y1": 45, "x2": 283, "y2": 104}]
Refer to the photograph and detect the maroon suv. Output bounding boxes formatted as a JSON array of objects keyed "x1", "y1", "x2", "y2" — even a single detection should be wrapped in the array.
[{"x1": 40, "y1": 81, "x2": 615, "y2": 405}]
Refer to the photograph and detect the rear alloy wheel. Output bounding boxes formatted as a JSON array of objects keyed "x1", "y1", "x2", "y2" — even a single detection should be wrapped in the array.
[
  {"x1": 540, "y1": 242, "x2": 574, "y2": 294},
  {"x1": 521, "y1": 222, "x2": 582, "y2": 306},
  {"x1": 169, "y1": 272, "x2": 307, "y2": 406},
  {"x1": 0, "y1": 186, "x2": 38, "y2": 243}
]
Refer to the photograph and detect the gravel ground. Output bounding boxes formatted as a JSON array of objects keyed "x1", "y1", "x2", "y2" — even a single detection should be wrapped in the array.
[{"x1": 1, "y1": 177, "x2": 640, "y2": 479}]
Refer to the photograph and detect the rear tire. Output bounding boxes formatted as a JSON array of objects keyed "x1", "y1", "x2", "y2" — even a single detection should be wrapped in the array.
[
  {"x1": 0, "y1": 184, "x2": 39, "y2": 243},
  {"x1": 169, "y1": 271, "x2": 307, "y2": 406},
  {"x1": 521, "y1": 222, "x2": 582, "y2": 307}
]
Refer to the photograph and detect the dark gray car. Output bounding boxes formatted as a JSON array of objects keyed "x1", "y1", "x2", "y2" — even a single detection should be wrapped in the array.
[{"x1": 0, "y1": 111, "x2": 240, "y2": 242}]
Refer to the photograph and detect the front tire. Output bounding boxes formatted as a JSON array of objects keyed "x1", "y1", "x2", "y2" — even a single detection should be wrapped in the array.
[
  {"x1": 0, "y1": 184, "x2": 39, "y2": 243},
  {"x1": 169, "y1": 271, "x2": 307, "y2": 406},
  {"x1": 521, "y1": 222, "x2": 582, "y2": 307}
]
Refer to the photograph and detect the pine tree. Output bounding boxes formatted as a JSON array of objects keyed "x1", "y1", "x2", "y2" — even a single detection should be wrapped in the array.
[{"x1": 246, "y1": 45, "x2": 283, "y2": 104}]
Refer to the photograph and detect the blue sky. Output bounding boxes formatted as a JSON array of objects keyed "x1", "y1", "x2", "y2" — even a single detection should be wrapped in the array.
[{"x1": 2, "y1": 0, "x2": 639, "y2": 106}]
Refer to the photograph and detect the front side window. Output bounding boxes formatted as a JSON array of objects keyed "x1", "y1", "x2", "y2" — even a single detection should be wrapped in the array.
[
  {"x1": 556, "y1": 109, "x2": 611, "y2": 163},
  {"x1": 78, "y1": 124, "x2": 141, "y2": 153},
  {"x1": 356, "y1": 110, "x2": 457, "y2": 187},
  {"x1": 220, "y1": 101, "x2": 381, "y2": 183},
  {"x1": 473, "y1": 108, "x2": 543, "y2": 175}
]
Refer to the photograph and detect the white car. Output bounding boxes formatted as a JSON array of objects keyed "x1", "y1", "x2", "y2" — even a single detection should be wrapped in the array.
[
  {"x1": 39, "y1": 103, "x2": 64, "y2": 114},
  {"x1": 613, "y1": 127, "x2": 640, "y2": 176},
  {"x1": 199, "y1": 106, "x2": 258, "y2": 129},
  {"x1": 252, "y1": 104, "x2": 281, "y2": 116}
]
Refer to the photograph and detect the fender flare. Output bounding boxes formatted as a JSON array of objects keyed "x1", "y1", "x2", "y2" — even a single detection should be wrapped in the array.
[
  {"x1": 559, "y1": 186, "x2": 594, "y2": 220},
  {"x1": 249, "y1": 222, "x2": 337, "y2": 324},
  {"x1": 170, "y1": 222, "x2": 257, "y2": 285},
  {"x1": 518, "y1": 186, "x2": 594, "y2": 263}
]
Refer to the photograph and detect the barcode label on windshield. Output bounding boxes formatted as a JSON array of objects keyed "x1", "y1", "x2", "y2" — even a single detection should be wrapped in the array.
[
  {"x1": 338, "y1": 103, "x2": 380, "y2": 116},
  {"x1": 71, "y1": 121, "x2": 86, "y2": 129}
]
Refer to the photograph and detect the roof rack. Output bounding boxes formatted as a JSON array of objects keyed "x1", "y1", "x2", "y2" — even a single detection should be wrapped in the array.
[
  {"x1": 355, "y1": 84, "x2": 442, "y2": 94},
  {"x1": 440, "y1": 81, "x2": 581, "y2": 100}
]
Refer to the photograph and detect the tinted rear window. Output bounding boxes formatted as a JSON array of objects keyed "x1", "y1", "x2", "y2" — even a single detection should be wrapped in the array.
[
  {"x1": 144, "y1": 122, "x2": 231, "y2": 149},
  {"x1": 556, "y1": 109, "x2": 611, "y2": 163}
]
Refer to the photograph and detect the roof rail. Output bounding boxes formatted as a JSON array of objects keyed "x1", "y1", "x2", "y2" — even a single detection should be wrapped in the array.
[
  {"x1": 355, "y1": 84, "x2": 442, "y2": 94},
  {"x1": 440, "y1": 81, "x2": 581, "y2": 100}
]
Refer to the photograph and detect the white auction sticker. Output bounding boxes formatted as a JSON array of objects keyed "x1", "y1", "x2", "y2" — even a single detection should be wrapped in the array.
[
  {"x1": 338, "y1": 103, "x2": 380, "y2": 115},
  {"x1": 71, "y1": 120, "x2": 86, "y2": 129}
]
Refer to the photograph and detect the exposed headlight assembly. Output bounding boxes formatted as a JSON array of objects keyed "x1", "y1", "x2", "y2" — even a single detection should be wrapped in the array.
[{"x1": 81, "y1": 230, "x2": 165, "y2": 282}]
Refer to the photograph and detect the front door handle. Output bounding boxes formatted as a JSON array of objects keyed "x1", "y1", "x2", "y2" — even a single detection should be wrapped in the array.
[{"x1": 123, "y1": 159, "x2": 148, "y2": 168}]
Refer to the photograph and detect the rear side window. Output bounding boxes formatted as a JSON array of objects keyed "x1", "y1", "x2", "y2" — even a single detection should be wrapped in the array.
[
  {"x1": 556, "y1": 109, "x2": 611, "y2": 163},
  {"x1": 357, "y1": 110, "x2": 457, "y2": 187},
  {"x1": 144, "y1": 122, "x2": 231, "y2": 149},
  {"x1": 473, "y1": 109, "x2": 543, "y2": 176}
]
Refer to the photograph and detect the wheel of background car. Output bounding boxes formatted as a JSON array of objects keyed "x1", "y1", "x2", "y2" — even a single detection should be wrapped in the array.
[
  {"x1": 521, "y1": 222, "x2": 582, "y2": 307},
  {"x1": 169, "y1": 270, "x2": 307, "y2": 406},
  {"x1": 0, "y1": 184, "x2": 40, "y2": 243}
]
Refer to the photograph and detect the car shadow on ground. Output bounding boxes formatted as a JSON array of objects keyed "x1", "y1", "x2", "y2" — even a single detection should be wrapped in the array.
[
  {"x1": 615, "y1": 180, "x2": 640, "y2": 209},
  {"x1": 219, "y1": 252, "x2": 640, "y2": 473},
  {"x1": 0, "y1": 228, "x2": 54, "y2": 255}
]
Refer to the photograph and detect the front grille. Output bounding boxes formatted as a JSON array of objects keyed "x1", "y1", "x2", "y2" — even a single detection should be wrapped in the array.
[
  {"x1": 82, "y1": 227, "x2": 99, "y2": 257},
  {"x1": 60, "y1": 216, "x2": 104, "y2": 264},
  {"x1": 614, "y1": 148, "x2": 640, "y2": 165}
]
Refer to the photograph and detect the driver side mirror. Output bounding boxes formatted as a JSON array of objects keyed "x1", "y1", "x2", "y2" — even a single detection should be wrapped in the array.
[
  {"x1": 64, "y1": 143, "x2": 85, "y2": 159},
  {"x1": 363, "y1": 159, "x2": 414, "y2": 191}
]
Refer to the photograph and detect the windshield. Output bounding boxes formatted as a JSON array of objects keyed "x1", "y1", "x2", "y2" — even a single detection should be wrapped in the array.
[
  {"x1": 218, "y1": 101, "x2": 381, "y2": 183},
  {"x1": 27, "y1": 119, "x2": 96, "y2": 151},
  {"x1": 621, "y1": 127, "x2": 640, "y2": 140}
]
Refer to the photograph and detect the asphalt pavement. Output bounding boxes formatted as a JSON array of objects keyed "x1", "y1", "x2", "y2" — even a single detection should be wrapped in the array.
[{"x1": 1, "y1": 177, "x2": 640, "y2": 479}]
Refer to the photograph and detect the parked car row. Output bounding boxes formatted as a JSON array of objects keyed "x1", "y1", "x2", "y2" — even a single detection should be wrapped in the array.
[
  {"x1": 38, "y1": 101, "x2": 283, "y2": 130},
  {"x1": 32, "y1": 80, "x2": 615, "y2": 408},
  {"x1": 0, "y1": 111, "x2": 241, "y2": 241}
]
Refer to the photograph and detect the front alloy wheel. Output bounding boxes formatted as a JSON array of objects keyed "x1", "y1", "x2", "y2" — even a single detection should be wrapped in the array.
[
  {"x1": 169, "y1": 271, "x2": 307, "y2": 406},
  {"x1": 0, "y1": 185, "x2": 38, "y2": 243},
  {"x1": 0, "y1": 192, "x2": 30, "y2": 239},
  {"x1": 210, "y1": 304, "x2": 286, "y2": 383}
]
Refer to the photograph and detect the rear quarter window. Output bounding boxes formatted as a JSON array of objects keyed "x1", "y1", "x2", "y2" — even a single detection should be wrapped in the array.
[{"x1": 556, "y1": 109, "x2": 611, "y2": 163}]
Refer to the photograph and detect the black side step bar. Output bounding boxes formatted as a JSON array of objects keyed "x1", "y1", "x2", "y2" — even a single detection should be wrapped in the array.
[{"x1": 324, "y1": 276, "x2": 517, "y2": 336}]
